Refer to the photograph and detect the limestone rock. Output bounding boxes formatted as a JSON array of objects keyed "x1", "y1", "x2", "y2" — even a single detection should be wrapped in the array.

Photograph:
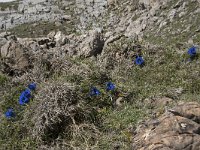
[
  {"x1": 0, "y1": 41, "x2": 11, "y2": 58},
  {"x1": 47, "y1": 31, "x2": 56, "y2": 39},
  {"x1": 54, "y1": 31, "x2": 68, "y2": 46},
  {"x1": 61, "y1": 15, "x2": 72, "y2": 21},
  {"x1": 78, "y1": 29, "x2": 104, "y2": 57},
  {"x1": 168, "y1": 9, "x2": 177, "y2": 22},
  {"x1": 132, "y1": 102, "x2": 200, "y2": 150},
  {"x1": 0, "y1": 40, "x2": 31, "y2": 74},
  {"x1": 107, "y1": 0, "x2": 117, "y2": 6}
]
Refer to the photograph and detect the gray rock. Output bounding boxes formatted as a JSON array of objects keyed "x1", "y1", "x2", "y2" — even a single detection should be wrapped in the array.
[
  {"x1": 1, "y1": 40, "x2": 31, "y2": 74},
  {"x1": 78, "y1": 29, "x2": 104, "y2": 57},
  {"x1": 62, "y1": 15, "x2": 71, "y2": 21},
  {"x1": 0, "y1": 41, "x2": 11, "y2": 58},
  {"x1": 47, "y1": 31, "x2": 56, "y2": 39},
  {"x1": 75, "y1": 0, "x2": 107, "y2": 31},
  {"x1": 132, "y1": 102, "x2": 200, "y2": 150},
  {"x1": 168, "y1": 9, "x2": 177, "y2": 22},
  {"x1": 0, "y1": 0, "x2": 62, "y2": 30},
  {"x1": 179, "y1": 11, "x2": 186, "y2": 18},
  {"x1": 54, "y1": 31, "x2": 68, "y2": 46},
  {"x1": 107, "y1": 0, "x2": 117, "y2": 6}
]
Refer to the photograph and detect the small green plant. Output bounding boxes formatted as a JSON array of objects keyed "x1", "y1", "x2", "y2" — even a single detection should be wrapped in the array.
[
  {"x1": 0, "y1": 74, "x2": 7, "y2": 85},
  {"x1": 0, "y1": 84, "x2": 37, "y2": 149}
]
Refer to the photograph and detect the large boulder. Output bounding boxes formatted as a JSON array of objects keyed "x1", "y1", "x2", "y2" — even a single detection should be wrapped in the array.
[
  {"x1": 132, "y1": 102, "x2": 200, "y2": 150},
  {"x1": 0, "y1": 40, "x2": 31, "y2": 75}
]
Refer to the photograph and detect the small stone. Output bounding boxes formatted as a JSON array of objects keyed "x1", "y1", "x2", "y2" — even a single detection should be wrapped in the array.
[
  {"x1": 55, "y1": 21, "x2": 62, "y2": 27},
  {"x1": 54, "y1": 31, "x2": 68, "y2": 46},
  {"x1": 47, "y1": 31, "x2": 56, "y2": 39},
  {"x1": 62, "y1": 15, "x2": 71, "y2": 21}
]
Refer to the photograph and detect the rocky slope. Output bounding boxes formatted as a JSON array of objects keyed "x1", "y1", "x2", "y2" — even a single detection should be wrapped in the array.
[
  {"x1": 0, "y1": 0, "x2": 200, "y2": 149},
  {"x1": 0, "y1": 0, "x2": 199, "y2": 78}
]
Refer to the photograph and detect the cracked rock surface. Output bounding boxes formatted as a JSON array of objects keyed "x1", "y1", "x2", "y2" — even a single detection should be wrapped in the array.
[{"x1": 132, "y1": 102, "x2": 200, "y2": 150}]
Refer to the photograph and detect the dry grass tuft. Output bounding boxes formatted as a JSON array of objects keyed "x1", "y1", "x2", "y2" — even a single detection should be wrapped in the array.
[{"x1": 23, "y1": 82, "x2": 100, "y2": 149}]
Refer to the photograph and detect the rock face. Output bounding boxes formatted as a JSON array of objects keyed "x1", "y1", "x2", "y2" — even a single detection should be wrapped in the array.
[
  {"x1": 132, "y1": 102, "x2": 200, "y2": 150},
  {"x1": 0, "y1": 0, "x2": 199, "y2": 47},
  {"x1": 75, "y1": 0, "x2": 107, "y2": 31},
  {"x1": 0, "y1": 0, "x2": 199, "y2": 72},
  {"x1": 0, "y1": 0, "x2": 61, "y2": 30}
]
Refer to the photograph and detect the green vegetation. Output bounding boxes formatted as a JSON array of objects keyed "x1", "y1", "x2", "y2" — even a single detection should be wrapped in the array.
[
  {"x1": 0, "y1": 74, "x2": 7, "y2": 85},
  {"x1": 0, "y1": 119, "x2": 37, "y2": 149},
  {"x1": 97, "y1": 105, "x2": 145, "y2": 149},
  {"x1": 0, "y1": 0, "x2": 20, "y2": 11},
  {"x1": 8, "y1": 21, "x2": 77, "y2": 38},
  {"x1": 0, "y1": 0, "x2": 200, "y2": 149},
  {"x1": 0, "y1": 39, "x2": 200, "y2": 149},
  {"x1": 44, "y1": 39, "x2": 199, "y2": 148},
  {"x1": 0, "y1": 78, "x2": 36, "y2": 149}
]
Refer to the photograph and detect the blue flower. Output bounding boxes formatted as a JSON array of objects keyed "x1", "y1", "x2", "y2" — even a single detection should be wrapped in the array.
[
  {"x1": 188, "y1": 46, "x2": 196, "y2": 57},
  {"x1": 28, "y1": 83, "x2": 36, "y2": 91},
  {"x1": 19, "y1": 89, "x2": 31, "y2": 105},
  {"x1": 106, "y1": 82, "x2": 115, "y2": 91},
  {"x1": 90, "y1": 87, "x2": 100, "y2": 96},
  {"x1": 135, "y1": 56, "x2": 144, "y2": 66},
  {"x1": 23, "y1": 89, "x2": 31, "y2": 99},
  {"x1": 5, "y1": 108, "x2": 15, "y2": 119}
]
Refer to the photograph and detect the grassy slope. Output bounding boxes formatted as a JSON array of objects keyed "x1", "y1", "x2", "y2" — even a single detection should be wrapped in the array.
[{"x1": 0, "y1": 1, "x2": 200, "y2": 149}]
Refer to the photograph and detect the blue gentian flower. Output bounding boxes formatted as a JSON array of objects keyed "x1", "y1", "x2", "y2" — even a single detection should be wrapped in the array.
[
  {"x1": 90, "y1": 87, "x2": 100, "y2": 96},
  {"x1": 135, "y1": 56, "x2": 144, "y2": 66},
  {"x1": 106, "y1": 82, "x2": 115, "y2": 91},
  {"x1": 5, "y1": 108, "x2": 15, "y2": 119},
  {"x1": 19, "y1": 96, "x2": 29, "y2": 105},
  {"x1": 19, "y1": 89, "x2": 31, "y2": 105},
  {"x1": 23, "y1": 89, "x2": 31, "y2": 99},
  {"x1": 28, "y1": 83, "x2": 36, "y2": 91},
  {"x1": 188, "y1": 46, "x2": 196, "y2": 57}
]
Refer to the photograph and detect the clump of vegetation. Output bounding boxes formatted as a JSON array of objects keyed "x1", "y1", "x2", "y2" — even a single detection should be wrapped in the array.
[
  {"x1": 0, "y1": 73, "x2": 7, "y2": 85},
  {"x1": 22, "y1": 82, "x2": 100, "y2": 149}
]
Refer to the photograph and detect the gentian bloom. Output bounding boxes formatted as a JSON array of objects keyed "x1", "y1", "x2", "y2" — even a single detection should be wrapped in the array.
[
  {"x1": 5, "y1": 108, "x2": 15, "y2": 118},
  {"x1": 188, "y1": 46, "x2": 196, "y2": 57},
  {"x1": 28, "y1": 83, "x2": 36, "y2": 91},
  {"x1": 106, "y1": 82, "x2": 115, "y2": 91},
  {"x1": 135, "y1": 56, "x2": 144, "y2": 66},
  {"x1": 90, "y1": 87, "x2": 100, "y2": 96},
  {"x1": 19, "y1": 89, "x2": 31, "y2": 105}
]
